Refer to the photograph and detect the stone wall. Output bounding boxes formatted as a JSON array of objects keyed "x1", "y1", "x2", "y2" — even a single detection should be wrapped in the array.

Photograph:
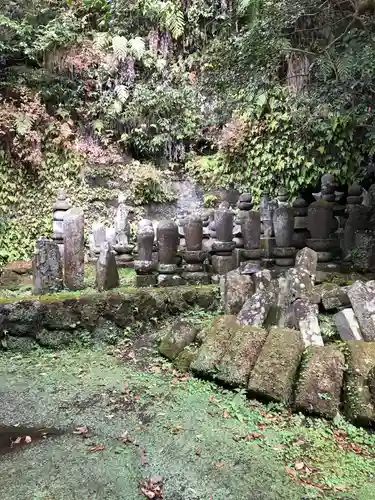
[{"x1": 0, "y1": 285, "x2": 218, "y2": 350}]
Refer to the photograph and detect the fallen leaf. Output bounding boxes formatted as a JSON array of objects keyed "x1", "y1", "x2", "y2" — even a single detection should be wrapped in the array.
[
  {"x1": 25, "y1": 436, "x2": 32, "y2": 444},
  {"x1": 140, "y1": 476, "x2": 163, "y2": 499},
  {"x1": 214, "y1": 461, "x2": 226, "y2": 468},
  {"x1": 195, "y1": 448, "x2": 201, "y2": 456},
  {"x1": 118, "y1": 431, "x2": 133, "y2": 444},
  {"x1": 13, "y1": 437, "x2": 22, "y2": 444},
  {"x1": 294, "y1": 461, "x2": 305, "y2": 471},
  {"x1": 295, "y1": 440, "x2": 305, "y2": 446},
  {"x1": 247, "y1": 432, "x2": 264, "y2": 440},
  {"x1": 334, "y1": 485, "x2": 347, "y2": 492},
  {"x1": 272, "y1": 444, "x2": 286, "y2": 450},
  {"x1": 73, "y1": 426, "x2": 89, "y2": 435},
  {"x1": 209, "y1": 394, "x2": 215, "y2": 402},
  {"x1": 89, "y1": 445, "x2": 105, "y2": 452},
  {"x1": 285, "y1": 466, "x2": 296, "y2": 478},
  {"x1": 223, "y1": 409, "x2": 231, "y2": 419}
]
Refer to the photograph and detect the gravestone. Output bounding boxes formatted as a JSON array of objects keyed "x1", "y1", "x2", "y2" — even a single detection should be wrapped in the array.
[
  {"x1": 134, "y1": 220, "x2": 156, "y2": 287},
  {"x1": 157, "y1": 220, "x2": 182, "y2": 286},
  {"x1": 52, "y1": 189, "x2": 72, "y2": 257},
  {"x1": 63, "y1": 207, "x2": 85, "y2": 290},
  {"x1": 181, "y1": 215, "x2": 209, "y2": 284},
  {"x1": 32, "y1": 238, "x2": 63, "y2": 295},
  {"x1": 96, "y1": 242, "x2": 120, "y2": 291}
]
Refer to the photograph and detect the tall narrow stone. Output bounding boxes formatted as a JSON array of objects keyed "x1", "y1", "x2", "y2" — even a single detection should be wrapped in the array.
[
  {"x1": 96, "y1": 242, "x2": 119, "y2": 291},
  {"x1": 32, "y1": 238, "x2": 63, "y2": 295},
  {"x1": 63, "y1": 207, "x2": 85, "y2": 290},
  {"x1": 134, "y1": 220, "x2": 156, "y2": 287}
]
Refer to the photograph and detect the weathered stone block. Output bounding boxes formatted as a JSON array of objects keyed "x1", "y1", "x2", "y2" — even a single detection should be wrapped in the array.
[
  {"x1": 334, "y1": 308, "x2": 363, "y2": 341},
  {"x1": 321, "y1": 285, "x2": 349, "y2": 310},
  {"x1": 347, "y1": 281, "x2": 375, "y2": 341},
  {"x1": 191, "y1": 315, "x2": 236, "y2": 377},
  {"x1": 96, "y1": 242, "x2": 120, "y2": 292},
  {"x1": 294, "y1": 247, "x2": 318, "y2": 274},
  {"x1": 215, "y1": 325, "x2": 268, "y2": 387},
  {"x1": 220, "y1": 269, "x2": 254, "y2": 315},
  {"x1": 159, "y1": 320, "x2": 198, "y2": 360},
  {"x1": 32, "y1": 238, "x2": 63, "y2": 295},
  {"x1": 344, "y1": 341, "x2": 375, "y2": 425},
  {"x1": 211, "y1": 254, "x2": 236, "y2": 275},
  {"x1": 294, "y1": 345, "x2": 345, "y2": 419},
  {"x1": 292, "y1": 299, "x2": 323, "y2": 346},
  {"x1": 63, "y1": 207, "x2": 85, "y2": 290},
  {"x1": 248, "y1": 327, "x2": 304, "y2": 404},
  {"x1": 237, "y1": 290, "x2": 274, "y2": 327}
]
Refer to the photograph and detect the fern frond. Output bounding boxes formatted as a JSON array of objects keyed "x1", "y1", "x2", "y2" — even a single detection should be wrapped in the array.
[
  {"x1": 164, "y1": 4, "x2": 184, "y2": 39},
  {"x1": 112, "y1": 35, "x2": 128, "y2": 61},
  {"x1": 15, "y1": 114, "x2": 33, "y2": 135},
  {"x1": 93, "y1": 32, "x2": 110, "y2": 51},
  {"x1": 115, "y1": 85, "x2": 129, "y2": 103},
  {"x1": 129, "y1": 37, "x2": 145, "y2": 60}
]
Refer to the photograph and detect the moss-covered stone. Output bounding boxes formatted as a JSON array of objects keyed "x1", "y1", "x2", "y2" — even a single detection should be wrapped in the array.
[
  {"x1": 3, "y1": 336, "x2": 38, "y2": 351},
  {"x1": 215, "y1": 325, "x2": 268, "y2": 388},
  {"x1": 294, "y1": 345, "x2": 345, "y2": 419},
  {"x1": 92, "y1": 319, "x2": 123, "y2": 344},
  {"x1": 159, "y1": 320, "x2": 198, "y2": 360},
  {"x1": 0, "y1": 285, "x2": 219, "y2": 349},
  {"x1": 36, "y1": 328, "x2": 74, "y2": 348},
  {"x1": 191, "y1": 315, "x2": 237, "y2": 377},
  {"x1": 344, "y1": 341, "x2": 375, "y2": 425},
  {"x1": 174, "y1": 344, "x2": 199, "y2": 371},
  {"x1": 248, "y1": 327, "x2": 304, "y2": 404}
]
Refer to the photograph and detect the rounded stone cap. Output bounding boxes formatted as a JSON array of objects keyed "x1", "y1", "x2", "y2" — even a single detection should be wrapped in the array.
[
  {"x1": 238, "y1": 193, "x2": 252, "y2": 203},
  {"x1": 348, "y1": 183, "x2": 362, "y2": 197}
]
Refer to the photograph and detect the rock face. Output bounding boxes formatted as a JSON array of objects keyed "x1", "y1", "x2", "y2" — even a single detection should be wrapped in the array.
[
  {"x1": 334, "y1": 308, "x2": 363, "y2": 341},
  {"x1": 294, "y1": 345, "x2": 345, "y2": 419},
  {"x1": 95, "y1": 242, "x2": 120, "y2": 292},
  {"x1": 344, "y1": 341, "x2": 375, "y2": 424},
  {"x1": 347, "y1": 281, "x2": 375, "y2": 341},
  {"x1": 220, "y1": 269, "x2": 254, "y2": 315},
  {"x1": 248, "y1": 327, "x2": 304, "y2": 404},
  {"x1": 63, "y1": 207, "x2": 85, "y2": 290},
  {"x1": 32, "y1": 238, "x2": 63, "y2": 295},
  {"x1": 159, "y1": 320, "x2": 198, "y2": 360}
]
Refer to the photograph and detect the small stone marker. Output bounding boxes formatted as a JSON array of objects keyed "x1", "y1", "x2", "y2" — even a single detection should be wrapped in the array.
[
  {"x1": 292, "y1": 299, "x2": 323, "y2": 346},
  {"x1": 63, "y1": 207, "x2": 85, "y2": 290},
  {"x1": 32, "y1": 238, "x2": 63, "y2": 295},
  {"x1": 96, "y1": 241, "x2": 119, "y2": 292},
  {"x1": 334, "y1": 308, "x2": 363, "y2": 341}
]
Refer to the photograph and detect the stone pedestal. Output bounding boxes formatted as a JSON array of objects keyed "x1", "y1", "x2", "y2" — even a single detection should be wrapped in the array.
[
  {"x1": 292, "y1": 195, "x2": 309, "y2": 249},
  {"x1": 52, "y1": 189, "x2": 72, "y2": 258},
  {"x1": 134, "y1": 220, "x2": 156, "y2": 287},
  {"x1": 307, "y1": 200, "x2": 339, "y2": 268},
  {"x1": 241, "y1": 210, "x2": 261, "y2": 266},
  {"x1": 63, "y1": 207, "x2": 85, "y2": 290},
  {"x1": 157, "y1": 220, "x2": 183, "y2": 286},
  {"x1": 272, "y1": 206, "x2": 296, "y2": 267},
  {"x1": 272, "y1": 247, "x2": 296, "y2": 267},
  {"x1": 181, "y1": 215, "x2": 209, "y2": 284},
  {"x1": 210, "y1": 207, "x2": 236, "y2": 277}
]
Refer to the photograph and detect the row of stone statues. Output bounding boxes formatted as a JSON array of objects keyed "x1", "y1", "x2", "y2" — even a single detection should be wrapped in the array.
[{"x1": 32, "y1": 174, "x2": 375, "y2": 295}]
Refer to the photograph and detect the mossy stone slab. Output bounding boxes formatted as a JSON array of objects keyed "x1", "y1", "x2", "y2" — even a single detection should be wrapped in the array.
[
  {"x1": 248, "y1": 327, "x2": 304, "y2": 404},
  {"x1": 215, "y1": 325, "x2": 268, "y2": 388},
  {"x1": 344, "y1": 341, "x2": 375, "y2": 425},
  {"x1": 294, "y1": 345, "x2": 345, "y2": 419},
  {"x1": 191, "y1": 315, "x2": 237, "y2": 377}
]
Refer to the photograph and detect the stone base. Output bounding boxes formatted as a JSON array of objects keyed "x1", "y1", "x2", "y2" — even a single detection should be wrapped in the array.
[
  {"x1": 157, "y1": 274, "x2": 185, "y2": 287},
  {"x1": 293, "y1": 230, "x2": 309, "y2": 249},
  {"x1": 261, "y1": 258, "x2": 274, "y2": 268},
  {"x1": 182, "y1": 263, "x2": 204, "y2": 272},
  {"x1": 272, "y1": 247, "x2": 296, "y2": 258},
  {"x1": 317, "y1": 251, "x2": 334, "y2": 263},
  {"x1": 158, "y1": 263, "x2": 178, "y2": 274},
  {"x1": 242, "y1": 248, "x2": 262, "y2": 260},
  {"x1": 234, "y1": 248, "x2": 243, "y2": 268},
  {"x1": 211, "y1": 254, "x2": 236, "y2": 275},
  {"x1": 134, "y1": 260, "x2": 155, "y2": 273},
  {"x1": 182, "y1": 272, "x2": 211, "y2": 285},
  {"x1": 275, "y1": 258, "x2": 295, "y2": 267},
  {"x1": 136, "y1": 274, "x2": 157, "y2": 287},
  {"x1": 180, "y1": 250, "x2": 207, "y2": 264},
  {"x1": 294, "y1": 216, "x2": 308, "y2": 230},
  {"x1": 306, "y1": 238, "x2": 338, "y2": 252},
  {"x1": 261, "y1": 237, "x2": 275, "y2": 259}
]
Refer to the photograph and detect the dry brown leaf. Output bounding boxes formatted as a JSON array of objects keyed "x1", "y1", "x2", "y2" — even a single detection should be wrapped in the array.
[
  {"x1": 214, "y1": 461, "x2": 226, "y2": 469},
  {"x1": 140, "y1": 450, "x2": 148, "y2": 466},
  {"x1": 294, "y1": 461, "x2": 305, "y2": 471},
  {"x1": 195, "y1": 448, "x2": 201, "y2": 456},
  {"x1": 73, "y1": 426, "x2": 89, "y2": 435},
  {"x1": 223, "y1": 410, "x2": 231, "y2": 419},
  {"x1": 89, "y1": 444, "x2": 105, "y2": 452},
  {"x1": 25, "y1": 436, "x2": 32, "y2": 444},
  {"x1": 150, "y1": 366, "x2": 161, "y2": 374}
]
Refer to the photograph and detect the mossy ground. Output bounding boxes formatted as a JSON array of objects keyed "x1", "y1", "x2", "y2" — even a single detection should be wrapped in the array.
[
  {"x1": 1, "y1": 331, "x2": 375, "y2": 499},
  {"x1": 0, "y1": 265, "x2": 135, "y2": 300}
]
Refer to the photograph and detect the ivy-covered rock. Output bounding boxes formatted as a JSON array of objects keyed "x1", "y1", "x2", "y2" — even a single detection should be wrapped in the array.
[
  {"x1": 36, "y1": 328, "x2": 74, "y2": 348},
  {"x1": 294, "y1": 345, "x2": 345, "y2": 419},
  {"x1": 248, "y1": 327, "x2": 304, "y2": 404},
  {"x1": 344, "y1": 341, "x2": 375, "y2": 425},
  {"x1": 191, "y1": 315, "x2": 236, "y2": 378},
  {"x1": 215, "y1": 325, "x2": 268, "y2": 388},
  {"x1": 3, "y1": 336, "x2": 38, "y2": 351},
  {"x1": 159, "y1": 320, "x2": 198, "y2": 360}
]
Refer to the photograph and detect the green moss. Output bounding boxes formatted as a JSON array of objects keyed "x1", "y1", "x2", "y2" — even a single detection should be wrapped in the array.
[
  {"x1": 174, "y1": 344, "x2": 199, "y2": 371},
  {"x1": 294, "y1": 345, "x2": 345, "y2": 419},
  {"x1": 215, "y1": 325, "x2": 268, "y2": 388},
  {"x1": 159, "y1": 320, "x2": 197, "y2": 360},
  {"x1": 191, "y1": 315, "x2": 237, "y2": 377},
  {"x1": 344, "y1": 341, "x2": 375, "y2": 425},
  {"x1": 248, "y1": 327, "x2": 304, "y2": 404}
]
